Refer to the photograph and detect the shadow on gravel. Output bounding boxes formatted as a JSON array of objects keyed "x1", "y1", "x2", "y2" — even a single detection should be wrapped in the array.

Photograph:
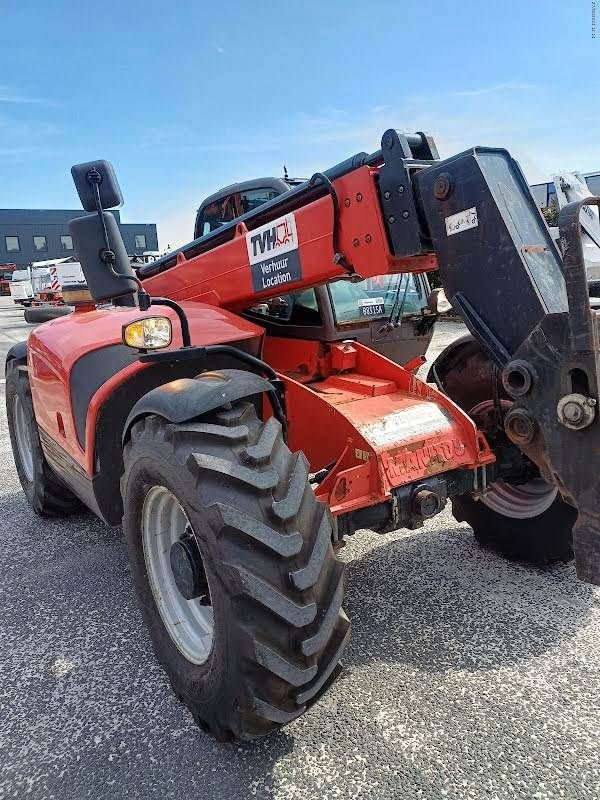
[{"x1": 341, "y1": 524, "x2": 596, "y2": 673}]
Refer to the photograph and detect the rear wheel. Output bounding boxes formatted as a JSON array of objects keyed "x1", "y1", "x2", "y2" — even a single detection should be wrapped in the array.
[
  {"x1": 452, "y1": 489, "x2": 575, "y2": 565},
  {"x1": 121, "y1": 402, "x2": 349, "y2": 741},
  {"x1": 6, "y1": 359, "x2": 80, "y2": 516},
  {"x1": 433, "y1": 338, "x2": 576, "y2": 565}
]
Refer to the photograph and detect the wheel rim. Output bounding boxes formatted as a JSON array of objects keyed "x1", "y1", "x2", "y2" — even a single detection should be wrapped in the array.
[
  {"x1": 466, "y1": 399, "x2": 558, "y2": 519},
  {"x1": 13, "y1": 394, "x2": 34, "y2": 482},
  {"x1": 481, "y1": 478, "x2": 558, "y2": 519},
  {"x1": 142, "y1": 486, "x2": 214, "y2": 665}
]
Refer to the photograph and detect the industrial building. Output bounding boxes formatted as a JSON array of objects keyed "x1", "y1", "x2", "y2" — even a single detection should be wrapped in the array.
[{"x1": 0, "y1": 209, "x2": 158, "y2": 267}]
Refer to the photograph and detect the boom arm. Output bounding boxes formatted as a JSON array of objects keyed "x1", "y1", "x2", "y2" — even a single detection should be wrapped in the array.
[{"x1": 141, "y1": 129, "x2": 439, "y2": 308}]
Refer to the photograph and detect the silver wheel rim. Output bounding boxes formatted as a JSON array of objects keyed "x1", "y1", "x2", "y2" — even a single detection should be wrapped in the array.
[
  {"x1": 142, "y1": 486, "x2": 214, "y2": 664},
  {"x1": 481, "y1": 478, "x2": 558, "y2": 519},
  {"x1": 13, "y1": 394, "x2": 34, "y2": 482}
]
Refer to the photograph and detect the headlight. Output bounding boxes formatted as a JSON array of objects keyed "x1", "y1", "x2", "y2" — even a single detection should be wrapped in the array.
[{"x1": 123, "y1": 316, "x2": 172, "y2": 350}]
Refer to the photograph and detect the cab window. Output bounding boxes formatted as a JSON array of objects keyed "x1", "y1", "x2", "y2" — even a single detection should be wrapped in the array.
[
  {"x1": 329, "y1": 273, "x2": 424, "y2": 325},
  {"x1": 240, "y1": 187, "x2": 279, "y2": 213},
  {"x1": 197, "y1": 194, "x2": 238, "y2": 235},
  {"x1": 247, "y1": 288, "x2": 321, "y2": 326},
  {"x1": 587, "y1": 174, "x2": 600, "y2": 196},
  {"x1": 198, "y1": 186, "x2": 282, "y2": 236}
]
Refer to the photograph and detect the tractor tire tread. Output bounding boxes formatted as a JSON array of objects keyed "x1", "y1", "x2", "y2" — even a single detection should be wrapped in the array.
[{"x1": 121, "y1": 402, "x2": 349, "y2": 741}]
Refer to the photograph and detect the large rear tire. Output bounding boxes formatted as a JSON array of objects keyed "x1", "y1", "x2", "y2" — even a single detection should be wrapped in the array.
[
  {"x1": 433, "y1": 337, "x2": 575, "y2": 565},
  {"x1": 121, "y1": 402, "x2": 349, "y2": 741},
  {"x1": 452, "y1": 493, "x2": 575, "y2": 565},
  {"x1": 5, "y1": 359, "x2": 80, "y2": 516}
]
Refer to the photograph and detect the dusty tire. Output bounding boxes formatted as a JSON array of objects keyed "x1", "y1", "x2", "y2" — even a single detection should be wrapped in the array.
[
  {"x1": 433, "y1": 337, "x2": 575, "y2": 565},
  {"x1": 121, "y1": 402, "x2": 349, "y2": 741},
  {"x1": 452, "y1": 494, "x2": 575, "y2": 565},
  {"x1": 5, "y1": 359, "x2": 80, "y2": 516}
]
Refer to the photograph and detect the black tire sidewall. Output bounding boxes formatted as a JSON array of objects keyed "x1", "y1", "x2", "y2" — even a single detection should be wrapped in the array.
[{"x1": 452, "y1": 493, "x2": 576, "y2": 563}]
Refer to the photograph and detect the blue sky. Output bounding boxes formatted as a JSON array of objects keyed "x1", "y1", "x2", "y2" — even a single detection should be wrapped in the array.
[{"x1": 0, "y1": 0, "x2": 598, "y2": 248}]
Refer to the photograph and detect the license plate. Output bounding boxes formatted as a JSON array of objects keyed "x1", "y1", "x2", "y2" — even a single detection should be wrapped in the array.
[{"x1": 358, "y1": 297, "x2": 385, "y2": 318}]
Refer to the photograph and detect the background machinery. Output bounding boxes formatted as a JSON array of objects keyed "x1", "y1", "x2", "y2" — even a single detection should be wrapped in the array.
[{"x1": 6, "y1": 129, "x2": 600, "y2": 742}]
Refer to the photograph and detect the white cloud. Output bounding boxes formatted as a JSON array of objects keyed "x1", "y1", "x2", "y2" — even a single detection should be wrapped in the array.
[
  {"x1": 0, "y1": 112, "x2": 64, "y2": 163},
  {"x1": 0, "y1": 85, "x2": 60, "y2": 107},
  {"x1": 452, "y1": 81, "x2": 537, "y2": 97},
  {"x1": 211, "y1": 42, "x2": 226, "y2": 54}
]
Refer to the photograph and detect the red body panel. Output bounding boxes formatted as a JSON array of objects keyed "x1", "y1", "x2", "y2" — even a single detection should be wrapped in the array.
[
  {"x1": 27, "y1": 302, "x2": 263, "y2": 472},
  {"x1": 262, "y1": 337, "x2": 324, "y2": 382},
  {"x1": 280, "y1": 343, "x2": 492, "y2": 515}
]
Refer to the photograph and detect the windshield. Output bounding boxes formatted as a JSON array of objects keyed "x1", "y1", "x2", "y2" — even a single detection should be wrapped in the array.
[{"x1": 328, "y1": 273, "x2": 424, "y2": 324}]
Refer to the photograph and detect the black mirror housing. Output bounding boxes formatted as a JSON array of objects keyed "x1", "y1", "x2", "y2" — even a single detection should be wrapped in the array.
[
  {"x1": 69, "y1": 212, "x2": 137, "y2": 303},
  {"x1": 71, "y1": 160, "x2": 123, "y2": 211}
]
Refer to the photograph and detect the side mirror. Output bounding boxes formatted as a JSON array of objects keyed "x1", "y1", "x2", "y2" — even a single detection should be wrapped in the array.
[
  {"x1": 71, "y1": 160, "x2": 123, "y2": 211},
  {"x1": 69, "y1": 158, "x2": 145, "y2": 307},
  {"x1": 428, "y1": 287, "x2": 452, "y2": 315},
  {"x1": 69, "y1": 212, "x2": 138, "y2": 303}
]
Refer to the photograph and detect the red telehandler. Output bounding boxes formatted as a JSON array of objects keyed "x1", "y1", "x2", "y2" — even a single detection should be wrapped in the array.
[{"x1": 6, "y1": 130, "x2": 600, "y2": 741}]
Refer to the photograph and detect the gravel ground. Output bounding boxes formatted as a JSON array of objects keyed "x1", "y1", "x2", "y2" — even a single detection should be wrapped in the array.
[{"x1": 0, "y1": 298, "x2": 599, "y2": 800}]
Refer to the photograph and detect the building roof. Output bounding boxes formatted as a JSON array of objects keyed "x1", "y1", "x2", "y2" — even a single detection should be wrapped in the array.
[{"x1": 0, "y1": 208, "x2": 121, "y2": 223}]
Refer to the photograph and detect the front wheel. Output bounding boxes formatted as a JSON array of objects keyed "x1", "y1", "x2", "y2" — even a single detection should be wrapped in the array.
[{"x1": 121, "y1": 401, "x2": 349, "y2": 741}]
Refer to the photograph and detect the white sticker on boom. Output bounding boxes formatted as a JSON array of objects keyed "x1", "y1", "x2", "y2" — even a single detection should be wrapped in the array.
[{"x1": 445, "y1": 207, "x2": 478, "y2": 236}]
